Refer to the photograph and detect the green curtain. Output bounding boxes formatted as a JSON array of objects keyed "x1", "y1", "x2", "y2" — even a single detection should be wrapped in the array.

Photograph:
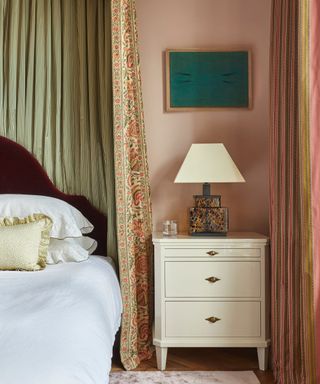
[{"x1": 0, "y1": 0, "x2": 117, "y2": 259}]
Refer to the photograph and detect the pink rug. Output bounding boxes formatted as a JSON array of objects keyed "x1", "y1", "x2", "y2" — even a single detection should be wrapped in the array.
[{"x1": 110, "y1": 371, "x2": 260, "y2": 384}]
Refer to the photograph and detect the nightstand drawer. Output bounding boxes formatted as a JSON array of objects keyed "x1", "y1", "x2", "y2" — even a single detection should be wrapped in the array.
[
  {"x1": 165, "y1": 261, "x2": 261, "y2": 298},
  {"x1": 166, "y1": 301, "x2": 261, "y2": 338},
  {"x1": 164, "y1": 247, "x2": 261, "y2": 258}
]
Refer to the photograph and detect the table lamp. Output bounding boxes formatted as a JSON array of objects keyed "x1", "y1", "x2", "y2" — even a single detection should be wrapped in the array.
[{"x1": 175, "y1": 143, "x2": 245, "y2": 235}]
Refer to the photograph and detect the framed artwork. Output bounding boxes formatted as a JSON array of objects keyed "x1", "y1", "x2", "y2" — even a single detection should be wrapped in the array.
[{"x1": 166, "y1": 49, "x2": 252, "y2": 111}]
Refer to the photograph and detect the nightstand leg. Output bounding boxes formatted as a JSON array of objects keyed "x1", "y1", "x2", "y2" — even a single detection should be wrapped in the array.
[
  {"x1": 156, "y1": 346, "x2": 168, "y2": 370},
  {"x1": 257, "y1": 347, "x2": 269, "y2": 371}
]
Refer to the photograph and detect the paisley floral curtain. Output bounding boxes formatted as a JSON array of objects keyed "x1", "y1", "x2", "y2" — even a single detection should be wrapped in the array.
[
  {"x1": 111, "y1": 0, "x2": 154, "y2": 370},
  {"x1": 270, "y1": 0, "x2": 319, "y2": 382}
]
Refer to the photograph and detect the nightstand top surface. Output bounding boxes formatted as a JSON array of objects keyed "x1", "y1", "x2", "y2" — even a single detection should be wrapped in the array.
[{"x1": 152, "y1": 232, "x2": 268, "y2": 243}]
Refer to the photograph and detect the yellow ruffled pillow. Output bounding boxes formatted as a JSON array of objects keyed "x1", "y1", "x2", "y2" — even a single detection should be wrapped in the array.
[{"x1": 0, "y1": 214, "x2": 52, "y2": 271}]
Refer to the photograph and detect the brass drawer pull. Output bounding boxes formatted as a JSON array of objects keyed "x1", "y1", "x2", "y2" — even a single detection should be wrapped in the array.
[
  {"x1": 205, "y1": 276, "x2": 220, "y2": 284},
  {"x1": 205, "y1": 316, "x2": 221, "y2": 324},
  {"x1": 206, "y1": 250, "x2": 219, "y2": 256}
]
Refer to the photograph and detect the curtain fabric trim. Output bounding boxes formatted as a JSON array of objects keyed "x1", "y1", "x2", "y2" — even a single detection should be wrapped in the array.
[
  {"x1": 298, "y1": 2, "x2": 316, "y2": 382},
  {"x1": 111, "y1": 0, "x2": 154, "y2": 371}
]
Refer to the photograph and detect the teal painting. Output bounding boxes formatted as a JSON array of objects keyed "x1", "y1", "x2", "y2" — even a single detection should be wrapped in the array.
[{"x1": 166, "y1": 50, "x2": 251, "y2": 110}]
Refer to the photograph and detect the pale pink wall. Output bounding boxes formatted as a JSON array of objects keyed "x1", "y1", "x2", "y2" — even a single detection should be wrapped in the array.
[{"x1": 136, "y1": 0, "x2": 271, "y2": 235}]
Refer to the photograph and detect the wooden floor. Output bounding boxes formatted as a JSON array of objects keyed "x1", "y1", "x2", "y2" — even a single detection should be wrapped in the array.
[{"x1": 112, "y1": 347, "x2": 275, "y2": 384}]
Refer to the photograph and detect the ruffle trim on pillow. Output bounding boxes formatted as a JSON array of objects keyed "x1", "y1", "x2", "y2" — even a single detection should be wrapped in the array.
[{"x1": 0, "y1": 214, "x2": 53, "y2": 270}]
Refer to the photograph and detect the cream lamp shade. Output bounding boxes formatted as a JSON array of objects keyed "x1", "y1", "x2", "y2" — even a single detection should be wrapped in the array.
[{"x1": 174, "y1": 143, "x2": 245, "y2": 184}]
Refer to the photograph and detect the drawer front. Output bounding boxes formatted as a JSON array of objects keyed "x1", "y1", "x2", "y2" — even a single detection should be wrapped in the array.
[
  {"x1": 165, "y1": 261, "x2": 261, "y2": 298},
  {"x1": 164, "y1": 247, "x2": 261, "y2": 258},
  {"x1": 166, "y1": 301, "x2": 260, "y2": 338}
]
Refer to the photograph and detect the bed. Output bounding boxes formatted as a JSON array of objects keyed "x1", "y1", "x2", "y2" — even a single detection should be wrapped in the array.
[{"x1": 0, "y1": 137, "x2": 122, "y2": 384}]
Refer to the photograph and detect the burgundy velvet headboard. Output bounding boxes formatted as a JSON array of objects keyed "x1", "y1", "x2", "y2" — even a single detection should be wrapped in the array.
[{"x1": 0, "y1": 136, "x2": 107, "y2": 255}]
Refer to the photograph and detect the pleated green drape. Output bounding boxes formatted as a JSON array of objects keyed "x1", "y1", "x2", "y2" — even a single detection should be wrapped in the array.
[{"x1": 0, "y1": 0, "x2": 117, "y2": 259}]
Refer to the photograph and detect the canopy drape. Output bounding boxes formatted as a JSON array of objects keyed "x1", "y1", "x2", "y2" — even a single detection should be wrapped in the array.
[
  {"x1": 1, "y1": 0, "x2": 156, "y2": 371},
  {"x1": 0, "y1": 0, "x2": 117, "y2": 259},
  {"x1": 270, "y1": 0, "x2": 319, "y2": 382}
]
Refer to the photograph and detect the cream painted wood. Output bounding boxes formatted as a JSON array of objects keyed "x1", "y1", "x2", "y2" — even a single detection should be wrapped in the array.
[
  {"x1": 165, "y1": 261, "x2": 261, "y2": 298},
  {"x1": 155, "y1": 346, "x2": 168, "y2": 371},
  {"x1": 166, "y1": 301, "x2": 261, "y2": 337},
  {"x1": 153, "y1": 232, "x2": 270, "y2": 372},
  {"x1": 153, "y1": 338, "x2": 269, "y2": 348},
  {"x1": 165, "y1": 247, "x2": 261, "y2": 258},
  {"x1": 257, "y1": 347, "x2": 269, "y2": 371}
]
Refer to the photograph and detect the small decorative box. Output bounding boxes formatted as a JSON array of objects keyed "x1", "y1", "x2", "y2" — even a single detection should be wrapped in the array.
[
  {"x1": 194, "y1": 195, "x2": 221, "y2": 208},
  {"x1": 189, "y1": 207, "x2": 229, "y2": 235}
]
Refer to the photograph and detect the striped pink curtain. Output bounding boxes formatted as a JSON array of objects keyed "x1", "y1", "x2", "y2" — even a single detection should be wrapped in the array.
[
  {"x1": 270, "y1": 0, "x2": 319, "y2": 383},
  {"x1": 311, "y1": 1, "x2": 320, "y2": 382}
]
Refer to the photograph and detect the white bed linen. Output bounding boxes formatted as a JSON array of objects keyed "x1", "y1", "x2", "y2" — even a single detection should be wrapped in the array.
[{"x1": 0, "y1": 256, "x2": 122, "y2": 384}]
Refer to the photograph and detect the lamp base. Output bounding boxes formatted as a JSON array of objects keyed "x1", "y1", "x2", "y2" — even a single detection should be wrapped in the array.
[
  {"x1": 194, "y1": 195, "x2": 221, "y2": 208},
  {"x1": 189, "y1": 191, "x2": 229, "y2": 235},
  {"x1": 189, "y1": 206, "x2": 229, "y2": 235}
]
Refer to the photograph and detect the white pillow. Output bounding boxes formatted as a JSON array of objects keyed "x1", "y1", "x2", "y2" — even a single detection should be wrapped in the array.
[
  {"x1": 46, "y1": 237, "x2": 97, "y2": 264},
  {"x1": 0, "y1": 194, "x2": 93, "y2": 239}
]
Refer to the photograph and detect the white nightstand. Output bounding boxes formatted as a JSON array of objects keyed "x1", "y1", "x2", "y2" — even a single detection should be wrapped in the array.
[{"x1": 152, "y1": 232, "x2": 270, "y2": 371}]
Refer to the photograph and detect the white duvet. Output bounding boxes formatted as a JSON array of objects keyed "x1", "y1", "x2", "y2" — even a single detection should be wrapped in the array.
[{"x1": 0, "y1": 256, "x2": 122, "y2": 384}]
